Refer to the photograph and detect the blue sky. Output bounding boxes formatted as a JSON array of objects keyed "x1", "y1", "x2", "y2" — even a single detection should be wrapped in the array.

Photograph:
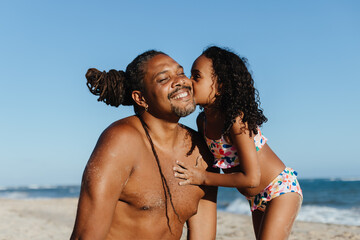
[{"x1": 1, "y1": 1, "x2": 359, "y2": 187}]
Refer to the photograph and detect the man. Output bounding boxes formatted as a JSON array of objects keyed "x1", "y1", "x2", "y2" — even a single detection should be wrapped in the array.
[{"x1": 70, "y1": 51, "x2": 218, "y2": 240}]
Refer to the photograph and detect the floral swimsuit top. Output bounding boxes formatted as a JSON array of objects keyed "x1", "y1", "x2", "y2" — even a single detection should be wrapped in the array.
[{"x1": 205, "y1": 127, "x2": 267, "y2": 169}]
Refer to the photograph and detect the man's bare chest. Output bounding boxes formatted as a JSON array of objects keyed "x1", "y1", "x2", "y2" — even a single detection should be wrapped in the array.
[{"x1": 119, "y1": 150, "x2": 204, "y2": 216}]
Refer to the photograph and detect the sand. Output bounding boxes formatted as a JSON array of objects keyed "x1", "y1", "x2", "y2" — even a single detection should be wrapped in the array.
[{"x1": 0, "y1": 198, "x2": 359, "y2": 240}]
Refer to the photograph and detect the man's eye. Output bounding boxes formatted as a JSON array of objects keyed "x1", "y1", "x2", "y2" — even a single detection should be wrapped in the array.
[{"x1": 159, "y1": 77, "x2": 169, "y2": 83}]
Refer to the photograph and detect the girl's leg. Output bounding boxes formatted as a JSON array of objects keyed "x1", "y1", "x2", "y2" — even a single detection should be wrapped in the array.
[
  {"x1": 257, "y1": 192, "x2": 302, "y2": 240},
  {"x1": 251, "y1": 209, "x2": 264, "y2": 238}
]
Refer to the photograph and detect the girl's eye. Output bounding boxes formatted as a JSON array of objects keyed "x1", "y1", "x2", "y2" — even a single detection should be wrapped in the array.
[{"x1": 191, "y1": 74, "x2": 200, "y2": 82}]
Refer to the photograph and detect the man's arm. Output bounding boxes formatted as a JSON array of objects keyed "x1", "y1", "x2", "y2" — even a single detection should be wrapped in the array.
[
  {"x1": 70, "y1": 124, "x2": 136, "y2": 240},
  {"x1": 186, "y1": 185, "x2": 218, "y2": 240}
]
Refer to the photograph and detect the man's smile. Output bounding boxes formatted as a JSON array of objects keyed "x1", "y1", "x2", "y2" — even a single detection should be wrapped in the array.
[{"x1": 169, "y1": 87, "x2": 192, "y2": 101}]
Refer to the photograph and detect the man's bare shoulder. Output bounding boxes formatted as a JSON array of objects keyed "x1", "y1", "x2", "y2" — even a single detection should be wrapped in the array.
[
  {"x1": 86, "y1": 116, "x2": 146, "y2": 170},
  {"x1": 100, "y1": 116, "x2": 145, "y2": 145}
]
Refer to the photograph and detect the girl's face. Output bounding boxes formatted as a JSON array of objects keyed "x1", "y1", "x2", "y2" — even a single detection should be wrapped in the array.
[{"x1": 190, "y1": 55, "x2": 218, "y2": 107}]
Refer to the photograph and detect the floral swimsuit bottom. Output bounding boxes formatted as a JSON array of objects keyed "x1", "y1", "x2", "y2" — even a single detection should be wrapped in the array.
[{"x1": 246, "y1": 167, "x2": 303, "y2": 212}]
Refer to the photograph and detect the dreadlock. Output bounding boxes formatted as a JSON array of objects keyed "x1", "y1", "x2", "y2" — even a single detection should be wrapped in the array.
[{"x1": 137, "y1": 114, "x2": 181, "y2": 233}]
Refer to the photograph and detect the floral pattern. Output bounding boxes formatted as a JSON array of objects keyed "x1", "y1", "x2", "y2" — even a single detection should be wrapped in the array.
[
  {"x1": 246, "y1": 167, "x2": 303, "y2": 212},
  {"x1": 206, "y1": 127, "x2": 267, "y2": 169}
]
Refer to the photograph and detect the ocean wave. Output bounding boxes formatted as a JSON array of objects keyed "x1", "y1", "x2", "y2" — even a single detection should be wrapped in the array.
[
  {"x1": 27, "y1": 184, "x2": 59, "y2": 190},
  {"x1": 301, "y1": 178, "x2": 360, "y2": 182},
  {"x1": 297, "y1": 205, "x2": 360, "y2": 226},
  {"x1": 223, "y1": 198, "x2": 251, "y2": 216},
  {"x1": 0, "y1": 185, "x2": 78, "y2": 191},
  {"x1": 0, "y1": 185, "x2": 80, "y2": 199},
  {"x1": 0, "y1": 191, "x2": 29, "y2": 199},
  {"x1": 328, "y1": 177, "x2": 360, "y2": 182},
  {"x1": 221, "y1": 197, "x2": 360, "y2": 226}
]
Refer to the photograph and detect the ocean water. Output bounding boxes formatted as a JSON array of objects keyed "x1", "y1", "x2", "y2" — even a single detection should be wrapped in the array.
[
  {"x1": 1, "y1": 178, "x2": 359, "y2": 226},
  {"x1": 218, "y1": 178, "x2": 360, "y2": 226},
  {"x1": 0, "y1": 185, "x2": 80, "y2": 199}
]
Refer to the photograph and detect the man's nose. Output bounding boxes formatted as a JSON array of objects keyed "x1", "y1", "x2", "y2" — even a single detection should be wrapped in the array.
[{"x1": 171, "y1": 75, "x2": 186, "y2": 87}]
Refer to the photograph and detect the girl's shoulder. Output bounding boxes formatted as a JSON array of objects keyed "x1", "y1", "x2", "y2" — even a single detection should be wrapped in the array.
[{"x1": 229, "y1": 114, "x2": 248, "y2": 134}]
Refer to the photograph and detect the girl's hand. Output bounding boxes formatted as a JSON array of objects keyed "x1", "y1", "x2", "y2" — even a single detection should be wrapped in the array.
[{"x1": 173, "y1": 159, "x2": 206, "y2": 186}]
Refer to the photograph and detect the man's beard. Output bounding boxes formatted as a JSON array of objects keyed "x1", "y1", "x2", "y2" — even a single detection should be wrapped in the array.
[
  {"x1": 168, "y1": 86, "x2": 196, "y2": 117},
  {"x1": 171, "y1": 98, "x2": 196, "y2": 117}
]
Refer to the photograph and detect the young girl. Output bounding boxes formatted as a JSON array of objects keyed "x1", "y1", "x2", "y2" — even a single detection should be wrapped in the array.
[{"x1": 174, "y1": 46, "x2": 303, "y2": 240}]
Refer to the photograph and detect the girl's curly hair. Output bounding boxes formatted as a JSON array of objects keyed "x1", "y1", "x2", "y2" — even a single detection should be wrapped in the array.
[{"x1": 202, "y1": 46, "x2": 267, "y2": 136}]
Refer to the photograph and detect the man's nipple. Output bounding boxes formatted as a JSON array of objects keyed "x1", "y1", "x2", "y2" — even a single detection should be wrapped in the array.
[{"x1": 140, "y1": 205, "x2": 150, "y2": 210}]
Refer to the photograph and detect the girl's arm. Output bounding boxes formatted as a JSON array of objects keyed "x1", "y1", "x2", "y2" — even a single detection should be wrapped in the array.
[{"x1": 174, "y1": 116, "x2": 261, "y2": 188}]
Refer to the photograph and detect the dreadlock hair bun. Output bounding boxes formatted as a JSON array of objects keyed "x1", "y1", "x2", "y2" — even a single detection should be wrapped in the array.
[
  {"x1": 86, "y1": 50, "x2": 165, "y2": 110},
  {"x1": 86, "y1": 68, "x2": 132, "y2": 107}
]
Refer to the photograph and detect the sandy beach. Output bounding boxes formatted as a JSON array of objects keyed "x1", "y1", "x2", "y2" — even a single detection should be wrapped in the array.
[{"x1": 1, "y1": 198, "x2": 359, "y2": 240}]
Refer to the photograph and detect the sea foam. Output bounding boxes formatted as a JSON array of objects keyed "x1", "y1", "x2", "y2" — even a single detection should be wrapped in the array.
[{"x1": 221, "y1": 197, "x2": 360, "y2": 226}]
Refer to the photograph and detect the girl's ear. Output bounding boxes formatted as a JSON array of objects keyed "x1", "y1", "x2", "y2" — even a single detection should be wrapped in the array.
[{"x1": 132, "y1": 90, "x2": 148, "y2": 109}]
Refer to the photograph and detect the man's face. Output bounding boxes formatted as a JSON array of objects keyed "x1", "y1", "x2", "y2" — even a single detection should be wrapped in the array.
[{"x1": 143, "y1": 54, "x2": 196, "y2": 118}]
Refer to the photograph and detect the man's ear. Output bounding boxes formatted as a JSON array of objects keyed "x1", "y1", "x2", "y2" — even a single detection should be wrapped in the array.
[{"x1": 132, "y1": 90, "x2": 147, "y2": 108}]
